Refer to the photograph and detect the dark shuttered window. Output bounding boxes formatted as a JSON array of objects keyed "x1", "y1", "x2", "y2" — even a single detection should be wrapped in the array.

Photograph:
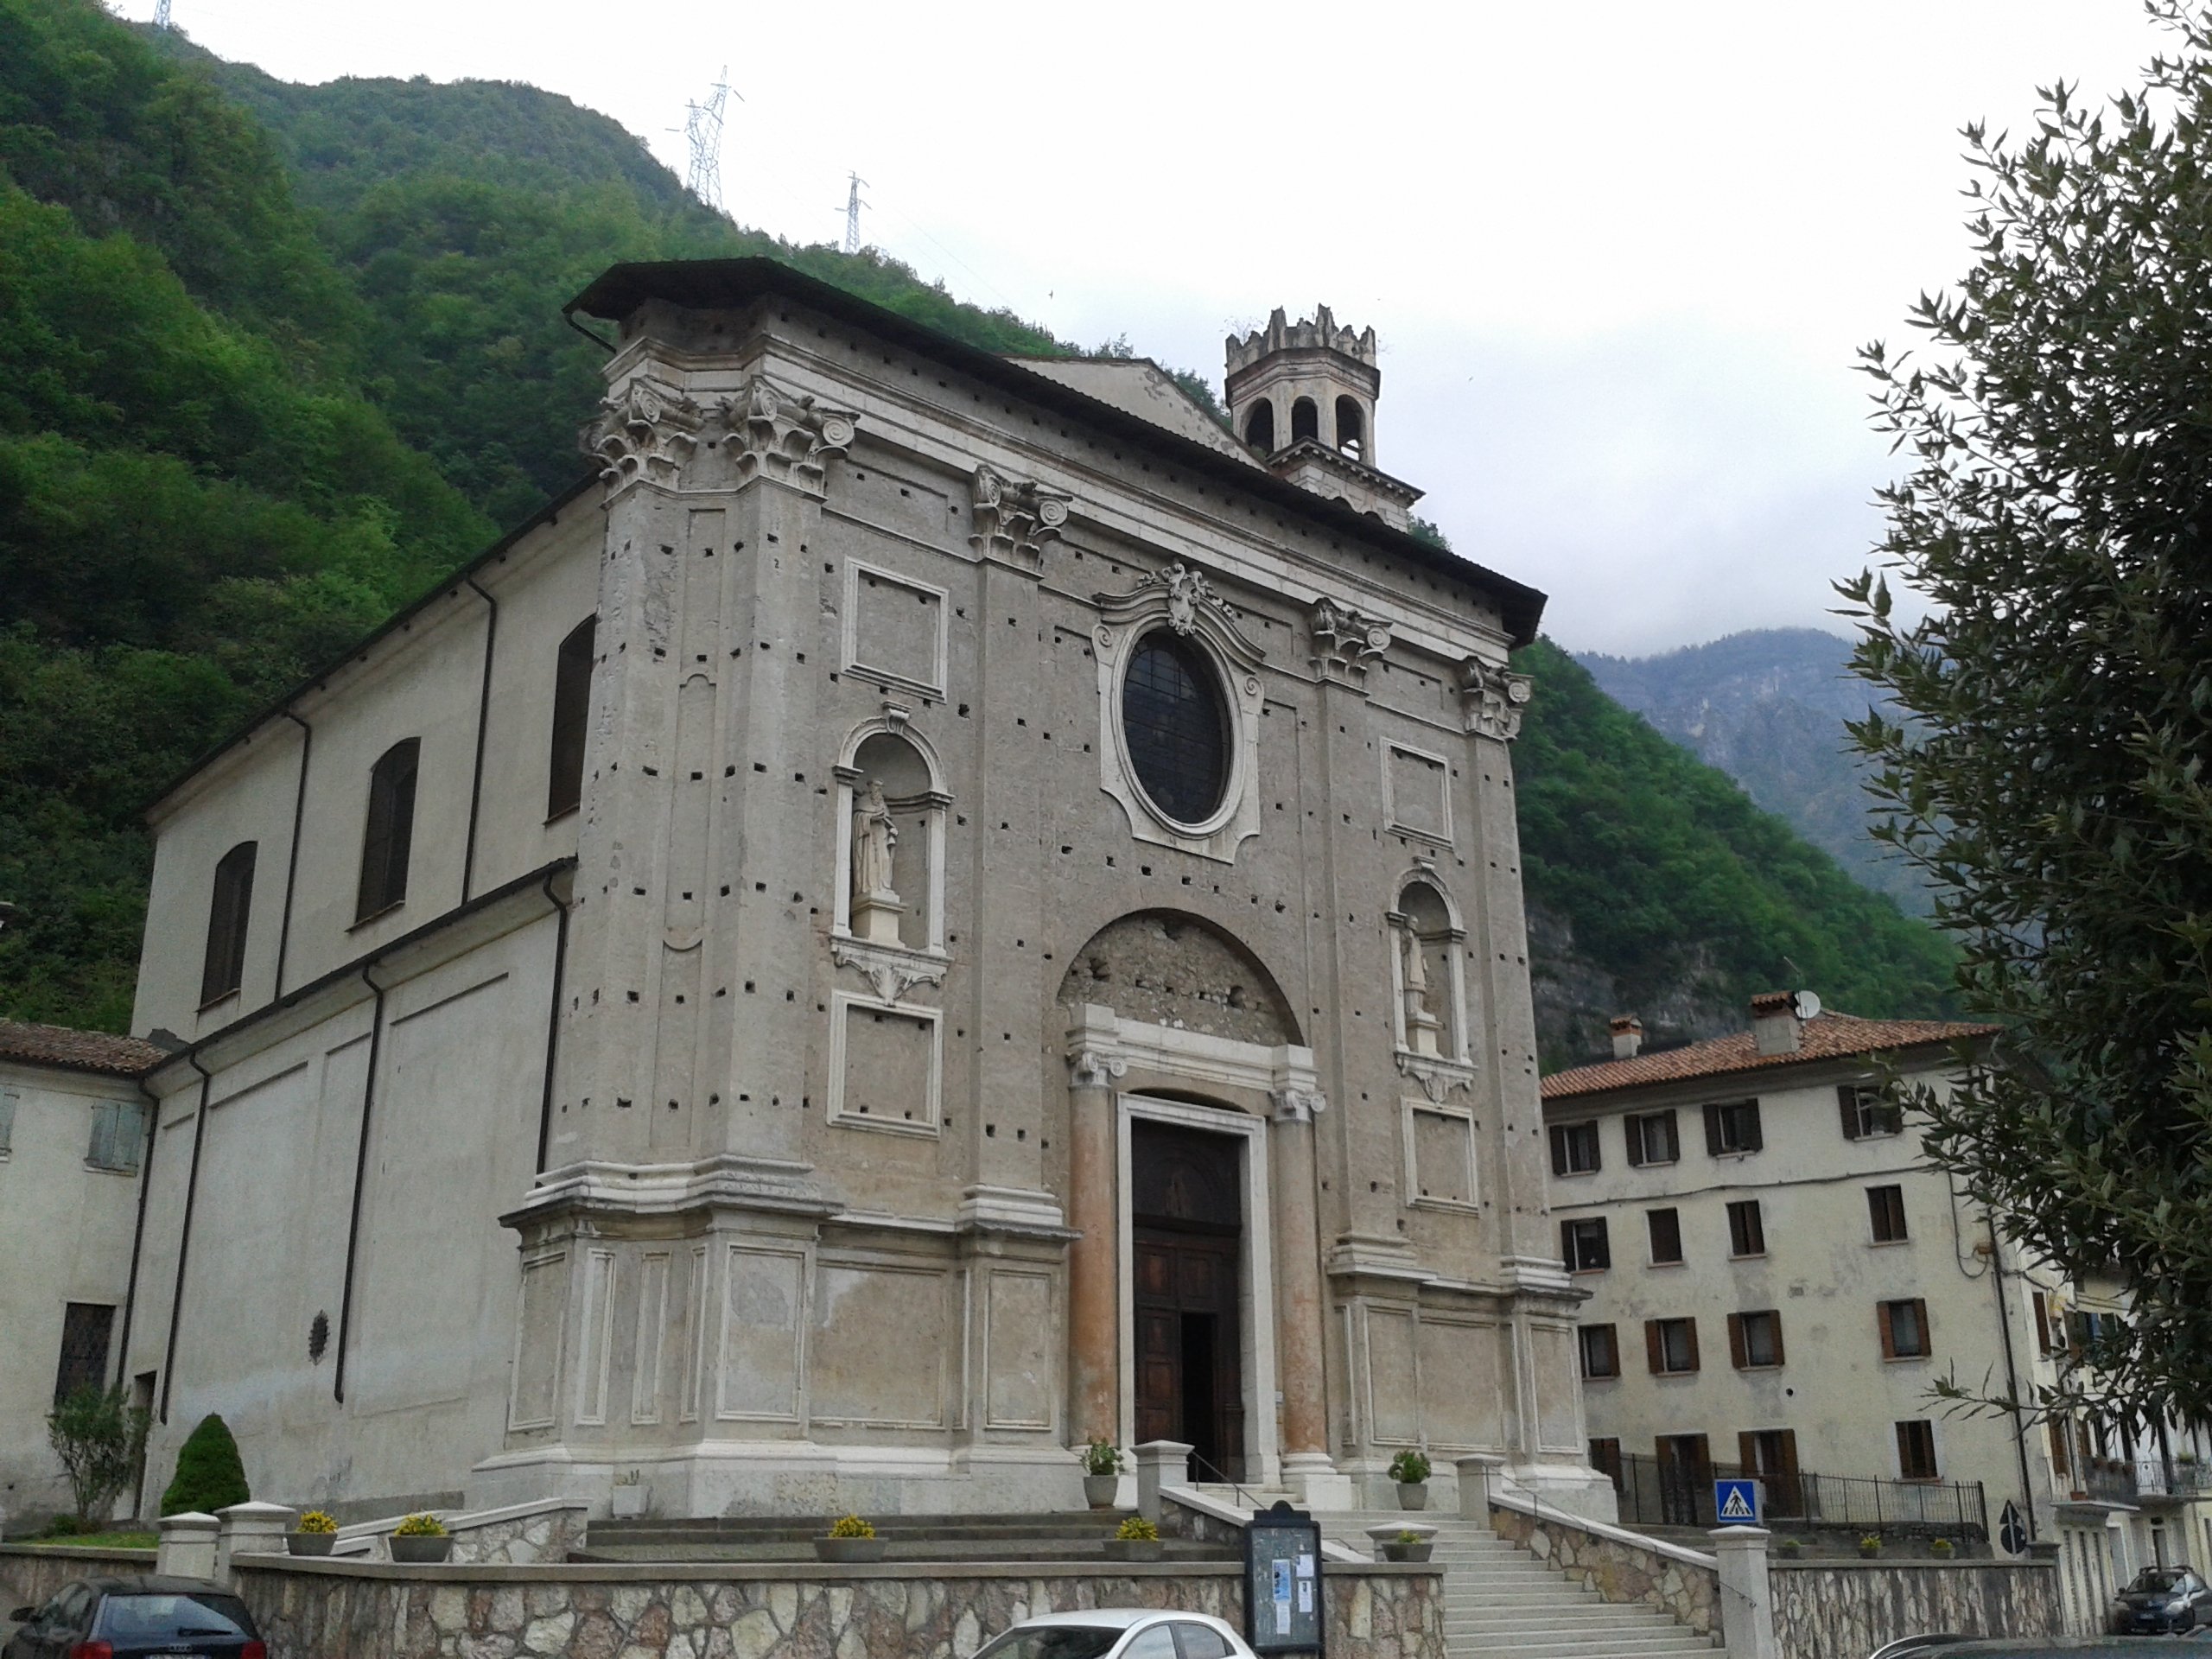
[
  {"x1": 547, "y1": 616, "x2": 595, "y2": 819},
  {"x1": 356, "y1": 738, "x2": 421, "y2": 922},
  {"x1": 199, "y1": 841, "x2": 257, "y2": 1006}
]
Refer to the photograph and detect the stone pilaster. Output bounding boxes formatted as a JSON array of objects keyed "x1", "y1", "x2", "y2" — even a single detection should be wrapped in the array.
[
  {"x1": 1270, "y1": 1084, "x2": 1346, "y2": 1504},
  {"x1": 1064, "y1": 1037, "x2": 1125, "y2": 1445}
]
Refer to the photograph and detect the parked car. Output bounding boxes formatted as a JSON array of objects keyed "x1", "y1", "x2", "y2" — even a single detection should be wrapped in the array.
[
  {"x1": 3, "y1": 1576, "x2": 264, "y2": 1659},
  {"x1": 2114, "y1": 1565, "x2": 2212, "y2": 1634},
  {"x1": 973, "y1": 1610, "x2": 1256, "y2": 1659},
  {"x1": 1869, "y1": 1638, "x2": 1971, "y2": 1658}
]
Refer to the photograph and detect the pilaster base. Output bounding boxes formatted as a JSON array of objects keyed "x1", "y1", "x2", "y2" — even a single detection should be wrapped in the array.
[{"x1": 1280, "y1": 1452, "x2": 1358, "y2": 1512}]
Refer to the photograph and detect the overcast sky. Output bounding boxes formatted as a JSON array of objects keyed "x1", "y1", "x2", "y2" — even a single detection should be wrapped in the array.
[{"x1": 111, "y1": 0, "x2": 2169, "y2": 655}]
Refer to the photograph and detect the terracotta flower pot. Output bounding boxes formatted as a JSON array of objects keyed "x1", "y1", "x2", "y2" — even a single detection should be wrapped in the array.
[
  {"x1": 814, "y1": 1537, "x2": 886, "y2": 1563},
  {"x1": 286, "y1": 1532, "x2": 336, "y2": 1557},
  {"x1": 391, "y1": 1535, "x2": 452, "y2": 1564}
]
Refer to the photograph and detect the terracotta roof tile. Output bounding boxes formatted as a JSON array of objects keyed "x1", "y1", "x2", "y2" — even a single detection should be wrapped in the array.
[
  {"x1": 1541, "y1": 1013, "x2": 1999, "y2": 1102},
  {"x1": 0, "y1": 1018, "x2": 167, "y2": 1078}
]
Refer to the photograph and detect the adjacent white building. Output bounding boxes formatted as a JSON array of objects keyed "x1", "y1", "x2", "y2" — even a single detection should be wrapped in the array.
[{"x1": 1540, "y1": 990, "x2": 2212, "y2": 1634}]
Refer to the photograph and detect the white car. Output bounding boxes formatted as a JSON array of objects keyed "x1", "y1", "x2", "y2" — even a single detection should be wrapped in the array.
[{"x1": 973, "y1": 1610, "x2": 1257, "y2": 1659}]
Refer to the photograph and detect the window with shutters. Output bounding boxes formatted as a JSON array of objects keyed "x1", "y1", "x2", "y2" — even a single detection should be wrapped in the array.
[
  {"x1": 1550, "y1": 1120, "x2": 1601, "y2": 1176},
  {"x1": 0, "y1": 1086, "x2": 15, "y2": 1157},
  {"x1": 356, "y1": 737, "x2": 421, "y2": 922},
  {"x1": 1730, "y1": 1309, "x2": 1784, "y2": 1370},
  {"x1": 1704, "y1": 1098, "x2": 1763, "y2": 1156},
  {"x1": 1879, "y1": 1297, "x2": 1932, "y2": 1359},
  {"x1": 2048, "y1": 1416, "x2": 2074, "y2": 1477},
  {"x1": 1838, "y1": 1082, "x2": 1904, "y2": 1139},
  {"x1": 53, "y1": 1303, "x2": 114, "y2": 1404},
  {"x1": 199, "y1": 840, "x2": 257, "y2": 1007},
  {"x1": 547, "y1": 616, "x2": 595, "y2": 818},
  {"x1": 1647, "y1": 1207, "x2": 1684, "y2": 1266},
  {"x1": 1897, "y1": 1419, "x2": 1940, "y2": 1480},
  {"x1": 1580, "y1": 1324, "x2": 1620, "y2": 1379},
  {"x1": 1739, "y1": 1429, "x2": 1802, "y2": 1513},
  {"x1": 1589, "y1": 1437, "x2": 1624, "y2": 1485},
  {"x1": 1647, "y1": 1317, "x2": 1700, "y2": 1374},
  {"x1": 1624, "y1": 1109, "x2": 1679, "y2": 1166},
  {"x1": 1726, "y1": 1198, "x2": 1766, "y2": 1258},
  {"x1": 1867, "y1": 1184, "x2": 1909, "y2": 1243},
  {"x1": 85, "y1": 1100, "x2": 149, "y2": 1173},
  {"x1": 1561, "y1": 1217, "x2": 1611, "y2": 1273},
  {"x1": 2033, "y1": 1290, "x2": 2057, "y2": 1355}
]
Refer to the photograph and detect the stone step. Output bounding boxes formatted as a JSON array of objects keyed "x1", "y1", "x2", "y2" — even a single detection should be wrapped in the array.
[
  {"x1": 1449, "y1": 1604, "x2": 1676, "y2": 1628},
  {"x1": 1451, "y1": 1630, "x2": 1713, "y2": 1656}
]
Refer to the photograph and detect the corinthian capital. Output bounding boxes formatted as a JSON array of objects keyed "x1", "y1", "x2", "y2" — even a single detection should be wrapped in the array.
[
  {"x1": 1462, "y1": 657, "x2": 1534, "y2": 741},
  {"x1": 970, "y1": 464, "x2": 1071, "y2": 572},
  {"x1": 584, "y1": 378, "x2": 702, "y2": 493},
  {"x1": 718, "y1": 375, "x2": 859, "y2": 496},
  {"x1": 1309, "y1": 597, "x2": 1394, "y2": 686}
]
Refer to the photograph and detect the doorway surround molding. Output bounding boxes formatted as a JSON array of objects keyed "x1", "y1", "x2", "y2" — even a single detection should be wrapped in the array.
[{"x1": 1066, "y1": 1003, "x2": 1322, "y2": 1495}]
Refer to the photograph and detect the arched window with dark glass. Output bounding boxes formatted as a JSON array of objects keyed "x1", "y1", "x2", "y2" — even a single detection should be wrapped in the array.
[
  {"x1": 199, "y1": 840, "x2": 257, "y2": 1006},
  {"x1": 1121, "y1": 632, "x2": 1230, "y2": 826},
  {"x1": 356, "y1": 737, "x2": 420, "y2": 922},
  {"x1": 1335, "y1": 396, "x2": 1365, "y2": 460},
  {"x1": 1244, "y1": 401, "x2": 1275, "y2": 452},
  {"x1": 547, "y1": 616, "x2": 595, "y2": 818},
  {"x1": 1291, "y1": 397, "x2": 1319, "y2": 443}
]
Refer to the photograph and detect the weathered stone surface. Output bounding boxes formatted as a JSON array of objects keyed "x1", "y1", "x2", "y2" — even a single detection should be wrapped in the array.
[
  {"x1": 229, "y1": 1561, "x2": 1440, "y2": 1659},
  {"x1": 1490, "y1": 1503, "x2": 1718, "y2": 1637},
  {"x1": 1771, "y1": 1560, "x2": 2061, "y2": 1659}
]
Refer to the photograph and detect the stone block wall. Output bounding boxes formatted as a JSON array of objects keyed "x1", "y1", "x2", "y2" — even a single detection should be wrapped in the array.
[
  {"x1": 232, "y1": 1557, "x2": 1443, "y2": 1659},
  {"x1": 1489, "y1": 1501, "x2": 1717, "y2": 1636},
  {"x1": 1, "y1": 1546, "x2": 155, "y2": 1621},
  {"x1": 1771, "y1": 1559, "x2": 2061, "y2": 1659}
]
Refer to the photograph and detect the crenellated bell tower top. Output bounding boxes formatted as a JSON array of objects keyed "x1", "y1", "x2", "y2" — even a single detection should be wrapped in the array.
[{"x1": 1224, "y1": 305, "x2": 1418, "y2": 528}]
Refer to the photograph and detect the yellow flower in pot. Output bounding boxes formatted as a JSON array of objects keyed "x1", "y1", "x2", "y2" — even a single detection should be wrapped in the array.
[
  {"x1": 390, "y1": 1513, "x2": 451, "y2": 1565},
  {"x1": 288, "y1": 1510, "x2": 339, "y2": 1557},
  {"x1": 816, "y1": 1514, "x2": 886, "y2": 1564},
  {"x1": 1107, "y1": 1514, "x2": 1163, "y2": 1562}
]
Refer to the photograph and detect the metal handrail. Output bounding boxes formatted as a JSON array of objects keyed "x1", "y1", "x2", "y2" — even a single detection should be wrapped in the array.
[{"x1": 1186, "y1": 1451, "x2": 1273, "y2": 1511}]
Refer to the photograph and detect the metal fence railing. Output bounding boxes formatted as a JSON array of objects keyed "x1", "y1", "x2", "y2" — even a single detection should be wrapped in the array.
[{"x1": 1604, "y1": 1452, "x2": 1988, "y2": 1541}]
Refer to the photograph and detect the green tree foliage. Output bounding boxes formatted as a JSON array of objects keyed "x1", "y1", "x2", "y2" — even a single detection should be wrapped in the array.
[
  {"x1": 159, "y1": 1412, "x2": 249, "y2": 1516},
  {"x1": 1840, "y1": 6, "x2": 2212, "y2": 1425},
  {"x1": 48, "y1": 1384, "x2": 151, "y2": 1525},
  {"x1": 1516, "y1": 639, "x2": 1955, "y2": 1044}
]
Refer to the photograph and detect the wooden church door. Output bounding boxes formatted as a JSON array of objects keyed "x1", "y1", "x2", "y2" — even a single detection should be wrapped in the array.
[{"x1": 1129, "y1": 1119, "x2": 1245, "y2": 1481}]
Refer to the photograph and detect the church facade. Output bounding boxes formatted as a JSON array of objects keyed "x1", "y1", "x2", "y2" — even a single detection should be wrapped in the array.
[{"x1": 119, "y1": 261, "x2": 1605, "y2": 1522}]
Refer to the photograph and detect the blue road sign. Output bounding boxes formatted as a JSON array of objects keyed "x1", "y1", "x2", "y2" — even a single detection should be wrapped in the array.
[{"x1": 1714, "y1": 1478, "x2": 1761, "y2": 1524}]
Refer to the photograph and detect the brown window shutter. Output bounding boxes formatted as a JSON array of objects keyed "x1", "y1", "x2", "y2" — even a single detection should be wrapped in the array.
[
  {"x1": 1704, "y1": 1102, "x2": 1723, "y2": 1156},
  {"x1": 1744, "y1": 1103, "x2": 1764, "y2": 1152},
  {"x1": 1770, "y1": 1311, "x2": 1786, "y2": 1367},
  {"x1": 1657, "y1": 1109, "x2": 1677, "y2": 1160},
  {"x1": 1685, "y1": 1318, "x2": 1701, "y2": 1372},
  {"x1": 1878, "y1": 1301, "x2": 1897, "y2": 1359},
  {"x1": 1779, "y1": 1429, "x2": 1801, "y2": 1483},
  {"x1": 2032, "y1": 1292, "x2": 2052, "y2": 1355},
  {"x1": 2048, "y1": 1417, "x2": 2071, "y2": 1476},
  {"x1": 1624, "y1": 1115, "x2": 1645, "y2": 1167},
  {"x1": 1738, "y1": 1431, "x2": 1758, "y2": 1472},
  {"x1": 1645, "y1": 1320, "x2": 1664, "y2": 1375},
  {"x1": 1727, "y1": 1313, "x2": 1748, "y2": 1370},
  {"x1": 1913, "y1": 1299, "x2": 1930, "y2": 1355},
  {"x1": 1839, "y1": 1085, "x2": 1862, "y2": 1140}
]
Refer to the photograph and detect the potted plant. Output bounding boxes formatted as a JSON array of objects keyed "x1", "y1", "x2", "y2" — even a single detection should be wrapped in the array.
[
  {"x1": 390, "y1": 1513, "x2": 450, "y2": 1564},
  {"x1": 1104, "y1": 1515, "x2": 1163, "y2": 1563},
  {"x1": 1388, "y1": 1450, "x2": 1432, "y2": 1511},
  {"x1": 610, "y1": 1471, "x2": 649, "y2": 1520},
  {"x1": 288, "y1": 1510, "x2": 338, "y2": 1557},
  {"x1": 1776, "y1": 1538, "x2": 1803, "y2": 1560},
  {"x1": 1930, "y1": 1538, "x2": 1955, "y2": 1559},
  {"x1": 1858, "y1": 1534, "x2": 1883, "y2": 1560},
  {"x1": 815, "y1": 1515, "x2": 886, "y2": 1564},
  {"x1": 1381, "y1": 1529, "x2": 1433, "y2": 1564},
  {"x1": 1080, "y1": 1440, "x2": 1124, "y2": 1510}
]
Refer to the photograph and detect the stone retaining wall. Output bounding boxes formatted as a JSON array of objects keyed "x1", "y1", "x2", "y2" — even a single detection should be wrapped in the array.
[
  {"x1": 1, "y1": 1545, "x2": 156, "y2": 1618},
  {"x1": 1772, "y1": 1558, "x2": 2061, "y2": 1659},
  {"x1": 232, "y1": 1555, "x2": 1443, "y2": 1659},
  {"x1": 1489, "y1": 1501, "x2": 1718, "y2": 1637}
]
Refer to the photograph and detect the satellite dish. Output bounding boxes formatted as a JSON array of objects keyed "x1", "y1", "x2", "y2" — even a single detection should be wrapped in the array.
[{"x1": 1791, "y1": 990, "x2": 1822, "y2": 1021}]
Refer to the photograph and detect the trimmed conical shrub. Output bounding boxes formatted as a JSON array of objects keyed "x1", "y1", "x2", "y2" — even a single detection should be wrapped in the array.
[{"x1": 160, "y1": 1414, "x2": 250, "y2": 1516}]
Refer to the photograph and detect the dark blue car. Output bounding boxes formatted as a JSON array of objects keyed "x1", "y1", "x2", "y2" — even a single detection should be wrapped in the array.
[{"x1": 3, "y1": 1576, "x2": 264, "y2": 1659}]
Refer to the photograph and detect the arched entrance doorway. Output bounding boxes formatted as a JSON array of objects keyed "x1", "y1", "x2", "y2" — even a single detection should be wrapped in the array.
[{"x1": 1130, "y1": 1119, "x2": 1246, "y2": 1479}]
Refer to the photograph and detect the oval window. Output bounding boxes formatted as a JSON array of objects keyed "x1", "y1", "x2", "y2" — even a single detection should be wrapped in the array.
[{"x1": 1122, "y1": 631, "x2": 1230, "y2": 826}]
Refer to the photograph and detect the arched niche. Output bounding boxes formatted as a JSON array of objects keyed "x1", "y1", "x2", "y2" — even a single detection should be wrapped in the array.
[
  {"x1": 1334, "y1": 396, "x2": 1365, "y2": 461},
  {"x1": 1389, "y1": 874, "x2": 1468, "y2": 1064},
  {"x1": 1057, "y1": 909, "x2": 1300, "y2": 1048},
  {"x1": 833, "y1": 721, "x2": 949, "y2": 955},
  {"x1": 1290, "y1": 397, "x2": 1319, "y2": 443},
  {"x1": 1244, "y1": 400, "x2": 1275, "y2": 453}
]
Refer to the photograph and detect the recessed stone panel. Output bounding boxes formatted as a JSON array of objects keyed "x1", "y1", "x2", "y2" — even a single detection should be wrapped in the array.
[
  {"x1": 829, "y1": 994, "x2": 941, "y2": 1135},
  {"x1": 810, "y1": 1262, "x2": 948, "y2": 1427},
  {"x1": 843, "y1": 560, "x2": 947, "y2": 694},
  {"x1": 1385, "y1": 743, "x2": 1451, "y2": 842},
  {"x1": 717, "y1": 1244, "x2": 804, "y2": 1421},
  {"x1": 1416, "y1": 1318, "x2": 1505, "y2": 1450},
  {"x1": 984, "y1": 1269, "x2": 1057, "y2": 1431},
  {"x1": 510, "y1": 1253, "x2": 566, "y2": 1431},
  {"x1": 1365, "y1": 1306, "x2": 1420, "y2": 1445}
]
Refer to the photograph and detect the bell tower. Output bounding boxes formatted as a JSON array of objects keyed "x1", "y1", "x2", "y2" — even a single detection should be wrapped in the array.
[{"x1": 1225, "y1": 305, "x2": 1421, "y2": 529}]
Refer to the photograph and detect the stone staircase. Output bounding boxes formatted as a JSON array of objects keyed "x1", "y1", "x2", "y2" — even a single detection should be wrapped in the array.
[{"x1": 1316, "y1": 1512, "x2": 1715, "y2": 1658}]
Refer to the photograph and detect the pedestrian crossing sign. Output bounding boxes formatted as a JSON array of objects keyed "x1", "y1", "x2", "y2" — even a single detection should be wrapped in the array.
[{"x1": 1715, "y1": 1478, "x2": 1761, "y2": 1524}]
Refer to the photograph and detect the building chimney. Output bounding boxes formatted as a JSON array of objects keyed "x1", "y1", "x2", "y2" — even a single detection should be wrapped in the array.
[
  {"x1": 1751, "y1": 989, "x2": 1819, "y2": 1056},
  {"x1": 1609, "y1": 1015, "x2": 1643, "y2": 1060}
]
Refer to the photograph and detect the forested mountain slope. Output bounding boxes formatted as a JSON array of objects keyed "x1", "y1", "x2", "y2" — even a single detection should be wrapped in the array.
[{"x1": 0, "y1": 0, "x2": 1954, "y2": 1058}]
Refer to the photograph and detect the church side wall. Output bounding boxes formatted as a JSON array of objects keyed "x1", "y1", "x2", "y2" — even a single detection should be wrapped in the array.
[{"x1": 126, "y1": 908, "x2": 558, "y2": 1517}]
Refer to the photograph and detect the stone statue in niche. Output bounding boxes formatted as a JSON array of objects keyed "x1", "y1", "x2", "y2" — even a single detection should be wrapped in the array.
[
  {"x1": 1401, "y1": 925, "x2": 1442, "y2": 1057},
  {"x1": 850, "y1": 778, "x2": 906, "y2": 945}
]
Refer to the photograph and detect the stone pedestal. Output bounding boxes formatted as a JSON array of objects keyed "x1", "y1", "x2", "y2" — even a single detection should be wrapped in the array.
[
  {"x1": 156, "y1": 1511, "x2": 219, "y2": 1580},
  {"x1": 213, "y1": 1501, "x2": 294, "y2": 1580},
  {"x1": 1134, "y1": 1440, "x2": 1192, "y2": 1524},
  {"x1": 1457, "y1": 1453, "x2": 1504, "y2": 1522},
  {"x1": 852, "y1": 892, "x2": 905, "y2": 945},
  {"x1": 1709, "y1": 1525, "x2": 1777, "y2": 1659}
]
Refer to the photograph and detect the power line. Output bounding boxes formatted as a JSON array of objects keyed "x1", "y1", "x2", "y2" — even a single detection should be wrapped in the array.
[
  {"x1": 842, "y1": 172, "x2": 869, "y2": 256},
  {"x1": 674, "y1": 67, "x2": 737, "y2": 213}
]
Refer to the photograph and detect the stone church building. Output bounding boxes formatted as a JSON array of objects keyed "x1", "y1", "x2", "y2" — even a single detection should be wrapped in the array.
[{"x1": 112, "y1": 261, "x2": 1603, "y2": 1522}]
